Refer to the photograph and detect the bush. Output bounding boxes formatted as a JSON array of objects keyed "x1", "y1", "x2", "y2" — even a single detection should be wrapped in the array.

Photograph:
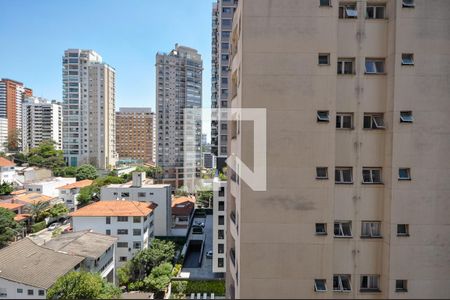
[
  {"x1": 184, "y1": 280, "x2": 225, "y2": 296},
  {"x1": 31, "y1": 221, "x2": 46, "y2": 233},
  {"x1": 172, "y1": 264, "x2": 182, "y2": 277},
  {"x1": 171, "y1": 280, "x2": 187, "y2": 295}
]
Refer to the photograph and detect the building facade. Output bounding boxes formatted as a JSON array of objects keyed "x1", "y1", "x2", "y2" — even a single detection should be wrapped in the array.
[
  {"x1": 0, "y1": 78, "x2": 32, "y2": 150},
  {"x1": 116, "y1": 107, "x2": 155, "y2": 164},
  {"x1": 62, "y1": 49, "x2": 118, "y2": 169},
  {"x1": 227, "y1": 0, "x2": 450, "y2": 298},
  {"x1": 211, "y1": 0, "x2": 238, "y2": 165},
  {"x1": 156, "y1": 44, "x2": 203, "y2": 189},
  {"x1": 22, "y1": 97, "x2": 62, "y2": 151},
  {"x1": 213, "y1": 179, "x2": 227, "y2": 274},
  {"x1": 58, "y1": 179, "x2": 93, "y2": 211}
]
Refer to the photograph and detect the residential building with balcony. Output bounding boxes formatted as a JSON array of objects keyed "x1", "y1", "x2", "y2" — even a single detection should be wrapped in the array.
[
  {"x1": 0, "y1": 157, "x2": 16, "y2": 184},
  {"x1": 171, "y1": 196, "x2": 195, "y2": 236},
  {"x1": 213, "y1": 179, "x2": 227, "y2": 274},
  {"x1": 24, "y1": 177, "x2": 76, "y2": 198},
  {"x1": 57, "y1": 179, "x2": 94, "y2": 210},
  {"x1": 227, "y1": 0, "x2": 450, "y2": 298}
]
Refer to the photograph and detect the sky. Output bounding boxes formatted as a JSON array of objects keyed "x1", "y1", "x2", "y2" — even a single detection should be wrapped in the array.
[{"x1": 0, "y1": 0, "x2": 213, "y2": 138}]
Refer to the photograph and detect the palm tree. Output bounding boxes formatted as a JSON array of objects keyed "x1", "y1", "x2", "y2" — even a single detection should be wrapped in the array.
[{"x1": 29, "y1": 201, "x2": 48, "y2": 223}]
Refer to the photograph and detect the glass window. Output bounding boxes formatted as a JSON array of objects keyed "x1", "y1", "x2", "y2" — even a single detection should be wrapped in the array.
[
  {"x1": 316, "y1": 167, "x2": 328, "y2": 179},
  {"x1": 334, "y1": 221, "x2": 352, "y2": 237},
  {"x1": 319, "y1": 0, "x2": 331, "y2": 6},
  {"x1": 395, "y1": 280, "x2": 408, "y2": 292},
  {"x1": 317, "y1": 111, "x2": 330, "y2": 122},
  {"x1": 399, "y1": 168, "x2": 411, "y2": 180},
  {"x1": 28, "y1": 290, "x2": 34, "y2": 295},
  {"x1": 38, "y1": 290, "x2": 45, "y2": 296},
  {"x1": 314, "y1": 279, "x2": 327, "y2": 292},
  {"x1": 365, "y1": 58, "x2": 385, "y2": 74},
  {"x1": 360, "y1": 275, "x2": 380, "y2": 291},
  {"x1": 363, "y1": 114, "x2": 385, "y2": 129},
  {"x1": 218, "y1": 243, "x2": 224, "y2": 253},
  {"x1": 17, "y1": 289, "x2": 23, "y2": 294},
  {"x1": 133, "y1": 216, "x2": 141, "y2": 223},
  {"x1": 118, "y1": 216, "x2": 128, "y2": 222},
  {"x1": 117, "y1": 229, "x2": 128, "y2": 235},
  {"x1": 333, "y1": 275, "x2": 352, "y2": 291},
  {"x1": 366, "y1": 5, "x2": 385, "y2": 19},
  {"x1": 335, "y1": 167, "x2": 353, "y2": 183},
  {"x1": 339, "y1": 4, "x2": 357, "y2": 18},
  {"x1": 397, "y1": 224, "x2": 409, "y2": 236},
  {"x1": 336, "y1": 113, "x2": 353, "y2": 129},
  {"x1": 361, "y1": 221, "x2": 381, "y2": 237},
  {"x1": 315, "y1": 223, "x2": 327, "y2": 235},
  {"x1": 337, "y1": 58, "x2": 354, "y2": 74},
  {"x1": 402, "y1": 0, "x2": 415, "y2": 8},
  {"x1": 219, "y1": 216, "x2": 225, "y2": 225},
  {"x1": 106, "y1": 216, "x2": 111, "y2": 224},
  {"x1": 117, "y1": 242, "x2": 128, "y2": 248},
  {"x1": 400, "y1": 111, "x2": 413, "y2": 123},
  {"x1": 133, "y1": 242, "x2": 141, "y2": 249},
  {"x1": 318, "y1": 53, "x2": 330, "y2": 65},
  {"x1": 362, "y1": 168, "x2": 382, "y2": 183},
  {"x1": 133, "y1": 229, "x2": 141, "y2": 236}
]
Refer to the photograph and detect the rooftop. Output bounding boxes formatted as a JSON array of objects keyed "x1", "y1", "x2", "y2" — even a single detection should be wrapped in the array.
[
  {"x1": 0, "y1": 238, "x2": 84, "y2": 289},
  {"x1": 0, "y1": 157, "x2": 15, "y2": 167},
  {"x1": 0, "y1": 202, "x2": 24, "y2": 211},
  {"x1": 11, "y1": 189, "x2": 26, "y2": 195},
  {"x1": 13, "y1": 193, "x2": 54, "y2": 204},
  {"x1": 172, "y1": 196, "x2": 196, "y2": 216},
  {"x1": 14, "y1": 214, "x2": 31, "y2": 222},
  {"x1": 70, "y1": 200, "x2": 157, "y2": 217},
  {"x1": 43, "y1": 231, "x2": 117, "y2": 259},
  {"x1": 26, "y1": 177, "x2": 75, "y2": 185},
  {"x1": 58, "y1": 179, "x2": 94, "y2": 190},
  {"x1": 105, "y1": 180, "x2": 170, "y2": 189}
]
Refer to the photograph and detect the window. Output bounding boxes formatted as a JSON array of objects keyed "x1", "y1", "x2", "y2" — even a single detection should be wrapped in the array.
[
  {"x1": 133, "y1": 242, "x2": 141, "y2": 249},
  {"x1": 118, "y1": 216, "x2": 128, "y2": 222},
  {"x1": 335, "y1": 167, "x2": 353, "y2": 184},
  {"x1": 400, "y1": 111, "x2": 413, "y2": 123},
  {"x1": 360, "y1": 275, "x2": 380, "y2": 292},
  {"x1": 366, "y1": 4, "x2": 385, "y2": 19},
  {"x1": 28, "y1": 290, "x2": 34, "y2": 296},
  {"x1": 117, "y1": 242, "x2": 128, "y2": 248},
  {"x1": 218, "y1": 229, "x2": 224, "y2": 239},
  {"x1": 361, "y1": 221, "x2": 381, "y2": 238},
  {"x1": 119, "y1": 256, "x2": 128, "y2": 262},
  {"x1": 315, "y1": 279, "x2": 327, "y2": 292},
  {"x1": 339, "y1": 3, "x2": 357, "y2": 19},
  {"x1": 318, "y1": 53, "x2": 330, "y2": 65},
  {"x1": 106, "y1": 216, "x2": 111, "y2": 224},
  {"x1": 39, "y1": 290, "x2": 45, "y2": 296},
  {"x1": 320, "y1": 0, "x2": 331, "y2": 6},
  {"x1": 337, "y1": 58, "x2": 354, "y2": 74},
  {"x1": 315, "y1": 223, "x2": 327, "y2": 235},
  {"x1": 402, "y1": 0, "x2": 415, "y2": 8},
  {"x1": 333, "y1": 275, "x2": 352, "y2": 291},
  {"x1": 17, "y1": 289, "x2": 23, "y2": 294},
  {"x1": 218, "y1": 243, "x2": 224, "y2": 253},
  {"x1": 138, "y1": 192, "x2": 146, "y2": 197},
  {"x1": 317, "y1": 111, "x2": 330, "y2": 122},
  {"x1": 121, "y1": 192, "x2": 130, "y2": 197},
  {"x1": 133, "y1": 216, "x2": 141, "y2": 223},
  {"x1": 336, "y1": 113, "x2": 353, "y2": 129},
  {"x1": 395, "y1": 280, "x2": 408, "y2": 292},
  {"x1": 133, "y1": 229, "x2": 141, "y2": 236},
  {"x1": 219, "y1": 216, "x2": 225, "y2": 225},
  {"x1": 364, "y1": 113, "x2": 385, "y2": 129},
  {"x1": 0, "y1": 289, "x2": 6, "y2": 297},
  {"x1": 218, "y1": 257, "x2": 224, "y2": 268},
  {"x1": 117, "y1": 229, "x2": 128, "y2": 235},
  {"x1": 401, "y1": 53, "x2": 414, "y2": 65},
  {"x1": 106, "y1": 229, "x2": 111, "y2": 235},
  {"x1": 365, "y1": 58, "x2": 385, "y2": 74},
  {"x1": 334, "y1": 221, "x2": 352, "y2": 237},
  {"x1": 219, "y1": 201, "x2": 225, "y2": 211},
  {"x1": 397, "y1": 224, "x2": 409, "y2": 236},
  {"x1": 398, "y1": 168, "x2": 411, "y2": 180},
  {"x1": 316, "y1": 167, "x2": 328, "y2": 179},
  {"x1": 362, "y1": 168, "x2": 382, "y2": 184}
]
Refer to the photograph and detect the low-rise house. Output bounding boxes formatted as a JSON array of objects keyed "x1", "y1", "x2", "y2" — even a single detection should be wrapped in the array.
[
  {"x1": 57, "y1": 179, "x2": 93, "y2": 211},
  {"x1": 171, "y1": 196, "x2": 195, "y2": 236},
  {"x1": 12, "y1": 193, "x2": 57, "y2": 212},
  {"x1": 24, "y1": 177, "x2": 76, "y2": 198},
  {"x1": 0, "y1": 238, "x2": 84, "y2": 299},
  {"x1": 70, "y1": 200, "x2": 157, "y2": 267},
  {"x1": 43, "y1": 231, "x2": 117, "y2": 284},
  {"x1": 100, "y1": 172, "x2": 172, "y2": 236},
  {"x1": 0, "y1": 202, "x2": 30, "y2": 224},
  {"x1": 0, "y1": 157, "x2": 16, "y2": 185}
]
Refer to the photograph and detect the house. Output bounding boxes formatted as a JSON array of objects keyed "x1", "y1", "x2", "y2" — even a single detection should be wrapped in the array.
[
  {"x1": 0, "y1": 238, "x2": 84, "y2": 299},
  {"x1": 0, "y1": 202, "x2": 31, "y2": 224},
  {"x1": 0, "y1": 157, "x2": 16, "y2": 185},
  {"x1": 12, "y1": 193, "x2": 57, "y2": 212},
  {"x1": 23, "y1": 177, "x2": 76, "y2": 198},
  {"x1": 70, "y1": 200, "x2": 157, "y2": 267},
  {"x1": 57, "y1": 179, "x2": 93, "y2": 210},
  {"x1": 171, "y1": 196, "x2": 195, "y2": 236},
  {"x1": 100, "y1": 172, "x2": 172, "y2": 236},
  {"x1": 43, "y1": 231, "x2": 117, "y2": 284}
]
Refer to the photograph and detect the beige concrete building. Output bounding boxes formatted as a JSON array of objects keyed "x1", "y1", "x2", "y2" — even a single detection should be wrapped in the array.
[
  {"x1": 227, "y1": 0, "x2": 450, "y2": 298},
  {"x1": 116, "y1": 107, "x2": 155, "y2": 164}
]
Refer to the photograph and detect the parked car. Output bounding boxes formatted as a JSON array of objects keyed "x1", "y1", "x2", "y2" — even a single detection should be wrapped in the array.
[
  {"x1": 193, "y1": 221, "x2": 205, "y2": 228},
  {"x1": 206, "y1": 250, "x2": 213, "y2": 259},
  {"x1": 47, "y1": 222, "x2": 61, "y2": 231}
]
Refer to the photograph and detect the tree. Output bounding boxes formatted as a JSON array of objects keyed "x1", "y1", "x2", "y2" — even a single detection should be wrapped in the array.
[
  {"x1": 0, "y1": 182, "x2": 14, "y2": 195},
  {"x1": 0, "y1": 208, "x2": 22, "y2": 248},
  {"x1": 75, "y1": 164, "x2": 98, "y2": 180},
  {"x1": 175, "y1": 186, "x2": 189, "y2": 197},
  {"x1": 11, "y1": 152, "x2": 27, "y2": 166},
  {"x1": 117, "y1": 261, "x2": 132, "y2": 287},
  {"x1": 144, "y1": 263, "x2": 172, "y2": 296},
  {"x1": 197, "y1": 189, "x2": 213, "y2": 208},
  {"x1": 7, "y1": 130, "x2": 21, "y2": 152},
  {"x1": 29, "y1": 201, "x2": 49, "y2": 223},
  {"x1": 135, "y1": 165, "x2": 163, "y2": 179},
  {"x1": 76, "y1": 186, "x2": 97, "y2": 207},
  {"x1": 46, "y1": 271, "x2": 121, "y2": 300},
  {"x1": 48, "y1": 203, "x2": 69, "y2": 218},
  {"x1": 27, "y1": 140, "x2": 65, "y2": 170},
  {"x1": 54, "y1": 166, "x2": 78, "y2": 177}
]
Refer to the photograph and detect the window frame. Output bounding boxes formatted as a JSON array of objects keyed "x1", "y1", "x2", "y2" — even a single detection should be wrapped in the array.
[
  {"x1": 317, "y1": 111, "x2": 330, "y2": 122},
  {"x1": 339, "y1": 3, "x2": 358, "y2": 19},
  {"x1": 360, "y1": 275, "x2": 381, "y2": 292},
  {"x1": 398, "y1": 168, "x2": 411, "y2": 180},
  {"x1": 361, "y1": 221, "x2": 382, "y2": 238},
  {"x1": 401, "y1": 53, "x2": 414, "y2": 65},
  {"x1": 316, "y1": 167, "x2": 329, "y2": 180},
  {"x1": 337, "y1": 58, "x2": 355, "y2": 75},
  {"x1": 117, "y1": 216, "x2": 128, "y2": 222},
  {"x1": 402, "y1": 0, "x2": 415, "y2": 8},
  {"x1": 315, "y1": 223, "x2": 327, "y2": 235},
  {"x1": 318, "y1": 53, "x2": 331, "y2": 65},
  {"x1": 333, "y1": 274, "x2": 352, "y2": 292},
  {"x1": 365, "y1": 58, "x2": 385, "y2": 74},
  {"x1": 335, "y1": 167, "x2": 353, "y2": 184},
  {"x1": 336, "y1": 113, "x2": 353, "y2": 129},
  {"x1": 334, "y1": 221, "x2": 353, "y2": 238},
  {"x1": 395, "y1": 280, "x2": 408, "y2": 292},
  {"x1": 366, "y1": 4, "x2": 386, "y2": 19},
  {"x1": 362, "y1": 167, "x2": 383, "y2": 184},
  {"x1": 400, "y1": 111, "x2": 413, "y2": 123},
  {"x1": 397, "y1": 224, "x2": 409, "y2": 236},
  {"x1": 363, "y1": 113, "x2": 385, "y2": 129},
  {"x1": 319, "y1": 0, "x2": 332, "y2": 7},
  {"x1": 314, "y1": 279, "x2": 327, "y2": 292}
]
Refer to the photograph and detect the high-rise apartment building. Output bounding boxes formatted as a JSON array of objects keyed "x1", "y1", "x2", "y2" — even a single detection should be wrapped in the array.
[
  {"x1": 22, "y1": 96, "x2": 62, "y2": 151},
  {"x1": 0, "y1": 78, "x2": 32, "y2": 150},
  {"x1": 62, "y1": 49, "x2": 118, "y2": 169},
  {"x1": 211, "y1": 0, "x2": 238, "y2": 169},
  {"x1": 156, "y1": 44, "x2": 203, "y2": 189},
  {"x1": 227, "y1": 0, "x2": 450, "y2": 298},
  {"x1": 116, "y1": 107, "x2": 155, "y2": 164}
]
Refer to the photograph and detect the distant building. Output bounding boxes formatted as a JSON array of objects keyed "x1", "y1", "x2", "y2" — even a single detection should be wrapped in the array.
[
  {"x1": 0, "y1": 118, "x2": 7, "y2": 153},
  {"x1": 116, "y1": 107, "x2": 156, "y2": 164},
  {"x1": 62, "y1": 49, "x2": 118, "y2": 169},
  {"x1": 70, "y1": 200, "x2": 156, "y2": 267},
  {"x1": 24, "y1": 177, "x2": 76, "y2": 198},
  {"x1": 156, "y1": 44, "x2": 203, "y2": 189},
  {"x1": 0, "y1": 157, "x2": 16, "y2": 185},
  {"x1": 22, "y1": 97, "x2": 62, "y2": 151},
  {"x1": 0, "y1": 238, "x2": 84, "y2": 299},
  {"x1": 57, "y1": 179, "x2": 94, "y2": 210},
  {"x1": 203, "y1": 152, "x2": 216, "y2": 169},
  {"x1": 43, "y1": 231, "x2": 117, "y2": 284},
  {"x1": 100, "y1": 172, "x2": 172, "y2": 236},
  {"x1": 171, "y1": 196, "x2": 195, "y2": 236}
]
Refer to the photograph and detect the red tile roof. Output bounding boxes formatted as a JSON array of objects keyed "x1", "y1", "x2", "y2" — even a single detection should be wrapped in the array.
[
  {"x1": 0, "y1": 202, "x2": 24, "y2": 211},
  {"x1": 0, "y1": 157, "x2": 15, "y2": 167},
  {"x1": 14, "y1": 214, "x2": 31, "y2": 222},
  {"x1": 58, "y1": 180, "x2": 94, "y2": 190},
  {"x1": 13, "y1": 193, "x2": 53, "y2": 204},
  {"x1": 171, "y1": 196, "x2": 195, "y2": 216},
  {"x1": 70, "y1": 201, "x2": 157, "y2": 217},
  {"x1": 11, "y1": 189, "x2": 26, "y2": 195}
]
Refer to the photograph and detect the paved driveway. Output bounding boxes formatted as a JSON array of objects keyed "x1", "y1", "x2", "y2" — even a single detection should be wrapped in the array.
[{"x1": 28, "y1": 223, "x2": 70, "y2": 246}]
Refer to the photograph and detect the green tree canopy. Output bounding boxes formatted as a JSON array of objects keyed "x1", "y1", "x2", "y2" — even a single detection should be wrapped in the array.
[
  {"x1": 54, "y1": 166, "x2": 78, "y2": 178},
  {"x1": 0, "y1": 207, "x2": 22, "y2": 248},
  {"x1": 48, "y1": 203, "x2": 69, "y2": 218},
  {"x1": 143, "y1": 263, "x2": 172, "y2": 294},
  {"x1": 0, "y1": 182, "x2": 14, "y2": 195},
  {"x1": 75, "y1": 164, "x2": 98, "y2": 181},
  {"x1": 27, "y1": 140, "x2": 65, "y2": 170},
  {"x1": 197, "y1": 189, "x2": 213, "y2": 208},
  {"x1": 46, "y1": 271, "x2": 121, "y2": 300},
  {"x1": 29, "y1": 201, "x2": 49, "y2": 223}
]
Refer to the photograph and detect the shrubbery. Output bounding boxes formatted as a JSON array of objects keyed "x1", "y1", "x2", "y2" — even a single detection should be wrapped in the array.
[
  {"x1": 31, "y1": 221, "x2": 46, "y2": 233},
  {"x1": 172, "y1": 280, "x2": 225, "y2": 296}
]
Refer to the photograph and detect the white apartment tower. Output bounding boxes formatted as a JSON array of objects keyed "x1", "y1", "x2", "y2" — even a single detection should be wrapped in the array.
[
  {"x1": 156, "y1": 44, "x2": 203, "y2": 189},
  {"x1": 62, "y1": 49, "x2": 117, "y2": 169},
  {"x1": 22, "y1": 97, "x2": 62, "y2": 151},
  {"x1": 228, "y1": 0, "x2": 450, "y2": 299}
]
